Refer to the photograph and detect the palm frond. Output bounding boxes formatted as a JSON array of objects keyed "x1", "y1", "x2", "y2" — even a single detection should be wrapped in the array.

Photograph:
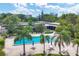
[
  {"x1": 27, "y1": 34, "x2": 32, "y2": 41},
  {"x1": 54, "y1": 37, "x2": 59, "y2": 46},
  {"x1": 73, "y1": 39, "x2": 79, "y2": 46},
  {"x1": 40, "y1": 34, "x2": 44, "y2": 44},
  {"x1": 61, "y1": 42, "x2": 65, "y2": 47},
  {"x1": 45, "y1": 35, "x2": 50, "y2": 43},
  {"x1": 61, "y1": 30, "x2": 71, "y2": 46},
  {"x1": 14, "y1": 36, "x2": 20, "y2": 42},
  {"x1": 14, "y1": 35, "x2": 22, "y2": 42}
]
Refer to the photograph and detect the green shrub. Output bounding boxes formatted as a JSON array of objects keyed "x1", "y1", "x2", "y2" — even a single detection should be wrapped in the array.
[
  {"x1": 33, "y1": 53, "x2": 64, "y2": 56},
  {"x1": 33, "y1": 53, "x2": 45, "y2": 56},
  {"x1": 34, "y1": 24, "x2": 46, "y2": 33},
  {"x1": 1, "y1": 33, "x2": 8, "y2": 38},
  {"x1": 0, "y1": 49, "x2": 5, "y2": 56},
  {"x1": 47, "y1": 54, "x2": 64, "y2": 56},
  {"x1": 0, "y1": 37, "x2": 5, "y2": 49},
  {"x1": 45, "y1": 30, "x2": 53, "y2": 34}
]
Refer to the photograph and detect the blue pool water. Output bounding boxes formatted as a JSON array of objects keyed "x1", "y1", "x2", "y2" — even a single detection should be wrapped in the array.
[{"x1": 14, "y1": 36, "x2": 55, "y2": 45}]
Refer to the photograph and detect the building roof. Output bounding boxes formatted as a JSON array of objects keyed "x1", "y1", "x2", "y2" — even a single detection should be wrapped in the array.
[
  {"x1": 18, "y1": 21, "x2": 60, "y2": 27},
  {"x1": 18, "y1": 22, "x2": 28, "y2": 26}
]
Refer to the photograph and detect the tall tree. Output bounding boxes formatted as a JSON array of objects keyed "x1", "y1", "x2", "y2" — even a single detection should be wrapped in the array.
[
  {"x1": 55, "y1": 24, "x2": 71, "y2": 54},
  {"x1": 34, "y1": 24, "x2": 45, "y2": 33},
  {"x1": 41, "y1": 10, "x2": 44, "y2": 21},
  {"x1": 15, "y1": 26, "x2": 32, "y2": 56},
  {"x1": 45, "y1": 35, "x2": 50, "y2": 44},
  {"x1": 3, "y1": 15, "x2": 21, "y2": 36},
  {"x1": 73, "y1": 39, "x2": 79, "y2": 56},
  {"x1": 73, "y1": 23, "x2": 79, "y2": 56},
  {"x1": 40, "y1": 34, "x2": 46, "y2": 55}
]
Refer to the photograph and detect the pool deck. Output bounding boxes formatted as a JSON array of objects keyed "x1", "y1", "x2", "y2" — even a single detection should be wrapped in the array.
[
  {"x1": 4, "y1": 32, "x2": 78, "y2": 56},
  {"x1": 30, "y1": 31, "x2": 56, "y2": 36}
]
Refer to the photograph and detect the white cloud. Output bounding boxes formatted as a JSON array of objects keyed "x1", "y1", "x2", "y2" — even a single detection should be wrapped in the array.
[
  {"x1": 36, "y1": 9, "x2": 41, "y2": 12},
  {"x1": 35, "y1": 3, "x2": 47, "y2": 7},
  {"x1": 11, "y1": 7, "x2": 33, "y2": 15},
  {"x1": 69, "y1": 4, "x2": 79, "y2": 14},
  {"x1": 44, "y1": 4, "x2": 79, "y2": 16},
  {"x1": 45, "y1": 5, "x2": 64, "y2": 11},
  {"x1": 11, "y1": 3, "x2": 44, "y2": 16},
  {"x1": 44, "y1": 5, "x2": 67, "y2": 16},
  {"x1": 14, "y1": 3, "x2": 27, "y2": 8},
  {"x1": 29, "y1": 3, "x2": 35, "y2": 6},
  {"x1": 36, "y1": 3, "x2": 47, "y2": 6},
  {"x1": 9, "y1": 3, "x2": 79, "y2": 16},
  {"x1": 10, "y1": 3, "x2": 34, "y2": 15}
]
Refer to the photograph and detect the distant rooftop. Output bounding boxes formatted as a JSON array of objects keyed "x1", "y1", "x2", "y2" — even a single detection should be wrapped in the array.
[{"x1": 18, "y1": 21, "x2": 60, "y2": 27}]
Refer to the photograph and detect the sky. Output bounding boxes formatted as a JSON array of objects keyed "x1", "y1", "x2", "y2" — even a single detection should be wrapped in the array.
[{"x1": 0, "y1": 3, "x2": 79, "y2": 17}]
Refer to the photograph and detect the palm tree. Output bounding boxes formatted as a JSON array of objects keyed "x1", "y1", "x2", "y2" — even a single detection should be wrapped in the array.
[
  {"x1": 50, "y1": 36, "x2": 56, "y2": 45},
  {"x1": 40, "y1": 34, "x2": 45, "y2": 55},
  {"x1": 15, "y1": 26, "x2": 32, "y2": 56},
  {"x1": 73, "y1": 39, "x2": 79, "y2": 56},
  {"x1": 45, "y1": 35, "x2": 50, "y2": 44},
  {"x1": 45, "y1": 35, "x2": 55, "y2": 54},
  {"x1": 28, "y1": 35, "x2": 35, "y2": 50},
  {"x1": 55, "y1": 26, "x2": 71, "y2": 54},
  {"x1": 73, "y1": 24, "x2": 79, "y2": 56}
]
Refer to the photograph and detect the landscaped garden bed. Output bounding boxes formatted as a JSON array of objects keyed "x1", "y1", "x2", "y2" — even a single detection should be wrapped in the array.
[{"x1": 33, "y1": 53, "x2": 64, "y2": 56}]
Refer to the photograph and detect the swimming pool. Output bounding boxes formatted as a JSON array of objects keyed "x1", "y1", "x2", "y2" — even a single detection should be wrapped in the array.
[{"x1": 14, "y1": 36, "x2": 55, "y2": 45}]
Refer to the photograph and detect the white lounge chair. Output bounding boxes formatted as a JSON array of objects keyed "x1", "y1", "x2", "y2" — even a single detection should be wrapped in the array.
[
  {"x1": 61, "y1": 48, "x2": 70, "y2": 56},
  {"x1": 31, "y1": 45, "x2": 36, "y2": 50},
  {"x1": 48, "y1": 44, "x2": 54, "y2": 51}
]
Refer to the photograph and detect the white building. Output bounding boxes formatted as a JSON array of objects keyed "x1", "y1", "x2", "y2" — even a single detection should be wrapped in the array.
[
  {"x1": 0, "y1": 25, "x2": 7, "y2": 34},
  {"x1": 18, "y1": 21, "x2": 60, "y2": 30}
]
